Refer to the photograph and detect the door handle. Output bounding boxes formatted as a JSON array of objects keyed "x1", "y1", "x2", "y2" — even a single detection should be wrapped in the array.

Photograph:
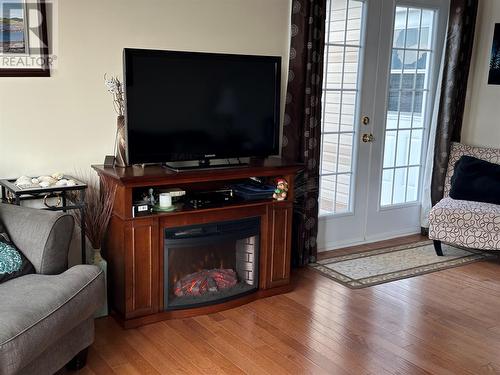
[{"x1": 362, "y1": 133, "x2": 374, "y2": 143}]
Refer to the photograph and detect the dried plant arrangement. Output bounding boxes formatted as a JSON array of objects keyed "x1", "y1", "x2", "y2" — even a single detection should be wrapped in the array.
[
  {"x1": 71, "y1": 172, "x2": 117, "y2": 251},
  {"x1": 104, "y1": 74, "x2": 124, "y2": 116}
]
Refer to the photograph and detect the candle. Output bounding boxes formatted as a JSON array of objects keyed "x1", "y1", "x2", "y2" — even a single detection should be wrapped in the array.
[{"x1": 159, "y1": 193, "x2": 172, "y2": 208}]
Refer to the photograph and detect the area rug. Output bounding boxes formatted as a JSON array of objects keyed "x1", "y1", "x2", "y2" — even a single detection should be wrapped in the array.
[{"x1": 309, "y1": 241, "x2": 492, "y2": 289}]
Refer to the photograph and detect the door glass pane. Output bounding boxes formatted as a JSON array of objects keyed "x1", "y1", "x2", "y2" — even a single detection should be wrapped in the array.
[
  {"x1": 380, "y1": 6, "x2": 436, "y2": 207},
  {"x1": 381, "y1": 169, "x2": 394, "y2": 206},
  {"x1": 406, "y1": 166, "x2": 420, "y2": 202},
  {"x1": 323, "y1": 91, "x2": 341, "y2": 132},
  {"x1": 340, "y1": 92, "x2": 356, "y2": 131},
  {"x1": 320, "y1": 0, "x2": 365, "y2": 216},
  {"x1": 383, "y1": 130, "x2": 397, "y2": 168},
  {"x1": 347, "y1": 1, "x2": 362, "y2": 42},
  {"x1": 406, "y1": 9, "x2": 422, "y2": 48},
  {"x1": 393, "y1": 8, "x2": 408, "y2": 48},
  {"x1": 321, "y1": 134, "x2": 339, "y2": 174},
  {"x1": 419, "y1": 10, "x2": 434, "y2": 49},
  {"x1": 336, "y1": 174, "x2": 351, "y2": 213},
  {"x1": 338, "y1": 133, "x2": 353, "y2": 172},
  {"x1": 395, "y1": 129, "x2": 411, "y2": 167},
  {"x1": 319, "y1": 175, "x2": 336, "y2": 215},
  {"x1": 387, "y1": 91, "x2": 400, "y2": 129},
  {"x1": 393, "y1": 168, "x2": 408, "y2": 204},
  {"x1": 409, "y1": 129, "x2": 423, "y2": 165},
  {"x1": 325, "y1": 47, "x2": 344, "y2": 89}
]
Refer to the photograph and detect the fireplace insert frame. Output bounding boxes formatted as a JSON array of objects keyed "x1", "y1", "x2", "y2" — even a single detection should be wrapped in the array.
[{"x1": 163, "y1": 217, "x2": 260, "y2": 310}]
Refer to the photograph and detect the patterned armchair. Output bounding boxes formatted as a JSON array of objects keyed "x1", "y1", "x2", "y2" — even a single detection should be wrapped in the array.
[{"x1": 429, "y1": 142, "x2": 500, "y2": 255}]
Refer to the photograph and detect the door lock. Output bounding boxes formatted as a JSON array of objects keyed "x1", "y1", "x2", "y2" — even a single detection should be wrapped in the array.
[
  {"x1": 362, "y1": 133, "x2": 374, "y2": 143},
  {"x1": 362, "y1": 116, "x2": 370, "y2": 125}
]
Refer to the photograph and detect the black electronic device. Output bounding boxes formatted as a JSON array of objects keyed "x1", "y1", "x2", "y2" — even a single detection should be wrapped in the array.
[
  {"x1": 123, "y1": 48, "x2": 281, "y2": 166},
  {"x1": 186, "y1": 188, "x2": 234, "y2": 209},
  {"x1": 132, "y1": 202, "x2": 152, "y2": 217},
  {"x1": 231, "y1": 181, "x2": 275, "y2": 201}
]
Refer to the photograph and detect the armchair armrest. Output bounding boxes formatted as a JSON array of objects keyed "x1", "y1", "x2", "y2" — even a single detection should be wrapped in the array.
[{"x1": 0, "y1": 203, "x2": 74, "y2": 275}]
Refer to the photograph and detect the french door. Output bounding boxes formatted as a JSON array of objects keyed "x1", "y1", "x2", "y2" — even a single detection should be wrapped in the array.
[{"x1": 317, "y1": 0, "x2": 449, "y2": 250}]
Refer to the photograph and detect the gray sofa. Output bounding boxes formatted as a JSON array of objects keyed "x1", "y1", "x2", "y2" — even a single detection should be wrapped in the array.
[{"x1": 0, "y1": 203, "x2": 105, "y2": 375}]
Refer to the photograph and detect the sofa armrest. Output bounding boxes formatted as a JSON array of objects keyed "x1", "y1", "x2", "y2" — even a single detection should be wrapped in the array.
[
  {"x1": 0, "y1": 203, "x2": 74, "y2": 275},
  {"x1": 0, "y1": 265, "x2": 104, "y2": 375}
]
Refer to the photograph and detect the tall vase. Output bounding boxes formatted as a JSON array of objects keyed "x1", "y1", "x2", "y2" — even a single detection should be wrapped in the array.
[
  {"x1": 93, "y1": 248, "x2": 108, "y2": 317},
  {"x1": 115, "y1": 115, "x2": 127, "y2": 167}
]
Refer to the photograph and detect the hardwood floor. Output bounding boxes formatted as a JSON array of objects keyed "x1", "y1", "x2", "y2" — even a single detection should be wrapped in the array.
[{"x1": 84, "y1": 255, "x2": 500, "y2": 374}]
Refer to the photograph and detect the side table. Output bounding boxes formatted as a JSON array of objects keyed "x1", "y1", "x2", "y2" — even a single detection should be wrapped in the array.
[{"x1": 0, "y1": 177, "x2": 88, "y2": 264}]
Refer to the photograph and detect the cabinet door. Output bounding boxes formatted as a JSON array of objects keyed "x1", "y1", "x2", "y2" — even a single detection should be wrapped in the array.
[
  {"x1": 124, "y1": 218, "x2": 159, "y2": 318},
  {"x1": 268, "y1": 204, "x2": 292, "y2": 288}
]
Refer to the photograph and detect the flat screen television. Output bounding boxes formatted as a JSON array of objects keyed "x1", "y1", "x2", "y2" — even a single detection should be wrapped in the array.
[{"x1": 123, "y1": 48, "x2": 281, "y2": 166}]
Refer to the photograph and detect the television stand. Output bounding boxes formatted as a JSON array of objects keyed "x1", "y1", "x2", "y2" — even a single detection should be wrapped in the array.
[
  {"x1": 164, "y1": 158, "x2": 248, "y2": 172},
  {"x1": 92, "y1": 159, "x2": 302, "y2": 328}
]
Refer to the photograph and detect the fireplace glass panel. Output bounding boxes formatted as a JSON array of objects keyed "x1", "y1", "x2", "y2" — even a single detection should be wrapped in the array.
[{"x1": 164, "y1": 217, "x2": 260, "y2": 310}]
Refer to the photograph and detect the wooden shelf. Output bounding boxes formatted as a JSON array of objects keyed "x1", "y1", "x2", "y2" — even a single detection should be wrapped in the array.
[
  {"x1": 93, "y1": 157, "x2": 301, "y2": 187},
  {"x1": 135, "y1": 198, "x2": 291, "y2": 219}
]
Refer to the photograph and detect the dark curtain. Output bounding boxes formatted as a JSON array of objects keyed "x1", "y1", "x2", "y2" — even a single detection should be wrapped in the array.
[
  {"x1": 431, "y1": 0, "x2": 478, "y2": 205},
  {"x1": 282, "y1": 0, "x2": 327, "y2": 266}
]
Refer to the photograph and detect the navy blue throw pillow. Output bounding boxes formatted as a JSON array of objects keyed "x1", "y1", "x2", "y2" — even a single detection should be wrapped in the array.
[
  {"x1": 450, "y1": 155, "x2": 500, "y2": 205},
  {"x1": 0, "y1": 222, "x2": 35, "y2": 284}
]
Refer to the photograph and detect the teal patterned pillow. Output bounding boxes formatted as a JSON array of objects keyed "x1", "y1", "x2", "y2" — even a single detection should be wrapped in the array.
[
  {"x1": 0, "y1": 222, "x2": 35, "y2": 284},
  {"x1": 0, "y1": 242, "x2": 23, "y2": 274}
]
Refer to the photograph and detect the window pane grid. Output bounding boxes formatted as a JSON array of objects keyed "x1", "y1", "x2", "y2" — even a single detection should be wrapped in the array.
[
  {"x1": 320, "y1": 0, "x2": 364, "y2": 216},
  {"x1": 326, "y1": 43, "x2": 362, "y2": 48},
  {"x1": 381, "y1": 6, "x2": 435, "y2": 207},
  {"x1": 323, "y1": 130, "x2": 357, "y2": 135},
  {"x1": 392, "y1": 47, "x2": 432, "y2": 53},
  {"x1": 386, "y1": 126, "x2": 424, "y2": 131},
  {"x1": 389, "y1": 8, "x2": 409, "y2": 205},
  {"x1": 323, "y1": 88, "x2": 358, "y2": 92},
  {"x1": 405, "y1": 13, "x2": 420, "y2": 199},
  {"x1": 389, "y1": 89, "x2": 430, "y2": 93},
  {"x1": 382, "y1": 164, "x2": 421, "y2": 170},
  {"x1": 321, "y1": 172, "x2": 353, "y2": 177}
]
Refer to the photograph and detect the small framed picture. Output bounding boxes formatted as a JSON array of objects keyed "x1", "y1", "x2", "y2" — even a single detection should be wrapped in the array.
[
  {"x1": 0, "y1": 0, "x2": 50, "y2": 77},
  {"x1": 488, "y1": 23, "x2": 500, "y2": 85}
]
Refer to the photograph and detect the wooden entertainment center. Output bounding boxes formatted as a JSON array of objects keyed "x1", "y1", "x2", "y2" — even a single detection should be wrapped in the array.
[{"x1": 93, "y1": 159, "x2": 302, "y2": 328}]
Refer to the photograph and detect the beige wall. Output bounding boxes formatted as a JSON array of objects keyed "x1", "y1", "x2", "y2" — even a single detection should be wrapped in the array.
[
  {"x1": 0, "y1": 0, "x2": 291, "y2": 178},
  {"x1": 462, "y1": 0, "x2": 500, "y2": 147}
]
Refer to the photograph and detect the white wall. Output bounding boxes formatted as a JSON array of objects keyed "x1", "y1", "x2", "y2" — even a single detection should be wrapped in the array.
[
  {"x1": 462, "y1": 0, "x2": 500, "y2": 147},
  {"x1": 0, "y1": 0, "x2": 291, "y2": 178}
]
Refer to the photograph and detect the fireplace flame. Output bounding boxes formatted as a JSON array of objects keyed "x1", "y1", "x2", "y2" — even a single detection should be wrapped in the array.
[{"x1": 174, "y1": 269, "x2": 238, "y2": 297}]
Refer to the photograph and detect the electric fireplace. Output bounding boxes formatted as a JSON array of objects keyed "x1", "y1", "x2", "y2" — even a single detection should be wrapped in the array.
[{"x1": 164, "y1": 217, "x2": 260, "y2": 310}]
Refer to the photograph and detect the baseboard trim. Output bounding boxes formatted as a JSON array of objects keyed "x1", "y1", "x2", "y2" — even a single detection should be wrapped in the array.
[{"x1": 318, "y1": 227, "x2": 421, "y2": 252}]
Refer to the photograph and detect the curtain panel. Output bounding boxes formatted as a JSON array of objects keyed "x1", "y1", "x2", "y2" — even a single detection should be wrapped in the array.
[
  {"x1": 431, "y1": 0, "x2": 478, "y2": 206},
  {"x1": 420, "y1": 38, "x2": 447, "y2": 230},
  {"x1": 282, "y1": 0, "x2": 327, "y2": 266}
]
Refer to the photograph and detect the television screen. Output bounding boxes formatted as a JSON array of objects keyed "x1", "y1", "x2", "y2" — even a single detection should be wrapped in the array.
[{"x1": 123, "y1": 49, "x2": 281, "y2": 165}]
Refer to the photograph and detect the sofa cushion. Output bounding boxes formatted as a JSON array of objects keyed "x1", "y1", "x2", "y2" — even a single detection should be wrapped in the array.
[
  {"x1": 450, "y1": 155, "x2": 500, "y2": 205},
  {"x1": 0, "y1": 265, "x2": 104, "y2": 375},
  {"x1": 429, "y1": 197, "x2": 500, "y2": 250},
  {"x1": 0, "y1": 222, "x2": 35, "y2": 284},
  {"x1": 444, "y1": 142, "x2": 500, "y2": 198}
]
